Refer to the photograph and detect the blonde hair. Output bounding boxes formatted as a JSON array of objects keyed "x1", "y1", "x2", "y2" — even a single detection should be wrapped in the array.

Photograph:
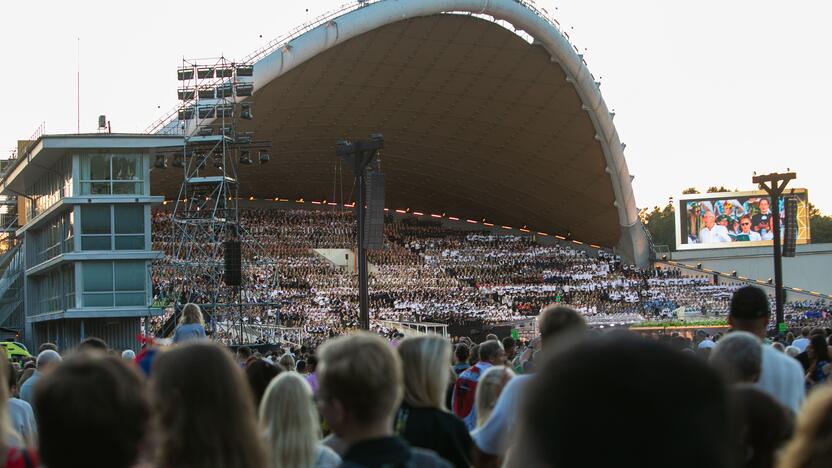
[
  {"x1": 179, "y1": 302, "x2": 205, "y2": 326},
  {"x1": 778, "y1": 385, "x2": 832, "y2": 468},
  {"x1": 259, "y1": 372, "x2": 320, "y2": 468},
  {"x1": 317, "y1": 332, "x2": 403, "y2": 426},
  {"x1": 397, "y1": 335, "x2": 452, "y2": 410},
  {"x1": 475, "y1": 365, "x2": 514, "y2": 427},
  {"x1": 278, "y1": 354, "x2": 295, "y2": 371}
]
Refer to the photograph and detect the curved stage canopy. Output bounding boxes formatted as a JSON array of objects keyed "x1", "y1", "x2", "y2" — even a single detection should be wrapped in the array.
[{"x1": 151, "y1": 0, "x2": 649, "y2": 266}]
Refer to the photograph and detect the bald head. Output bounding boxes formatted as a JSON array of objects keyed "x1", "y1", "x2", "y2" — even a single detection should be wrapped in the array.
[{"x1": 37, "y1": 350, "x2": 62, "y2": 372}]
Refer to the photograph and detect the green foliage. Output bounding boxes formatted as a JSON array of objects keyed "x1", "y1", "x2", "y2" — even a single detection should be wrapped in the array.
[
  {"x1": 809, "y1": 203, "x2": 832, "y2": 244},
  {"x1": 641, "y1": 203, "x2": 676, "y2": 250},
  {"x1": 706, "y1": 186, "x2": 737, "y2": 193},
  {"x1": 632, "y1": 318, "x2": 728, "y2": 328},
  {"x1": 682, "y1": 187, "x2": 700, "y2": 194}
]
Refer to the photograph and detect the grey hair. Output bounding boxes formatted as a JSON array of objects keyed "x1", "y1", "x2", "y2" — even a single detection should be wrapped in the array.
[
  {"x1": 36, "y1": 349, "x2": 63, "y2": 368},
  {"x1": 709, "y1": 331, "x2": 762, "y2": 384}
]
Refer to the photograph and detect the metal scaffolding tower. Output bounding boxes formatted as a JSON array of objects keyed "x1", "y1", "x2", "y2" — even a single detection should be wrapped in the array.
[{"x1": 158, "y1": 57, "x2": 277, "y2": 342}]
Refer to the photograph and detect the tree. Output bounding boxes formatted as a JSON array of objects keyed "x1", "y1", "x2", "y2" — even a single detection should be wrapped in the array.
[
  {"x1": 809, "y1": 203, "x2": 832, "y2": 244},
  {"x1": 682, "y1": 187, "x2": 700, "y2": 194},
  {"x1": 706, "y1": 186, "x2": 736, "y2": 193},
  {"x1": 642, "y1": 202, "x2": 676, "y2": 250}
]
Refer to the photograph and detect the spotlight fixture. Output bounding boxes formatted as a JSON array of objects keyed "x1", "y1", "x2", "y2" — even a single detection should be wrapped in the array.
[
  {"x1": 172, "y1": 153, "x2": 185, "y2": 168},
  {"x1": 235, "y1": 83, "x2": 253, "y2": 97},
  {"x1": 239, "y1": 151, "x2": 253, "y2": 165},
  {"x1": 768, "y1": 278, "x2": 773, "y2": 284},
  {"x1": 240, "y1": 103, "x2": 253, "y2": 120},
  {"x1": 213, "y1": 156, "x2": 223, "y2": 169},
  {"x1": 731, "y1": 271, "x2": 738, "y2": 277},
  {"x1": 661, "y1": 255, "x2": 667, "y2": 261},
  {"x1": 258, "y1": 150, "x2": 270, "y2": 164},
  {"x1": 153, "y1": 154, "x2": 167, "y2": 169},
  {"x1": 696, "y1": 263, "x2": 702, "y2": 269}
]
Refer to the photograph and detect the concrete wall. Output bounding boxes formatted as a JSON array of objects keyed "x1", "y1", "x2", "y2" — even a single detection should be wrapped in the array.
[
  {"x1": 670, "y1": 243, "x2": 832, "y2": 296},
  {"x1": 314, "y1": 249, "x2": 355, "y2": 273}
]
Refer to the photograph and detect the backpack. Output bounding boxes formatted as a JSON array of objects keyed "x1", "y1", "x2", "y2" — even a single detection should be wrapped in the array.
[{"x1": 452, "y1": 364, "x2": 482, "y2": 419}]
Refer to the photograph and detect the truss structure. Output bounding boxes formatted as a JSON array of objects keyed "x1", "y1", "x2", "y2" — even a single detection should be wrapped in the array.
[{"x1": 158, "y1": 57, "x2": 278, "y2": 341}]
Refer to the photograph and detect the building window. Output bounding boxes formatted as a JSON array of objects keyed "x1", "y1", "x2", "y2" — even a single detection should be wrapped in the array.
[
  {"x1": 80, "y1": 205, "x2": 145, "y2": 251},
  {"x1": 80, "y1": 154, "x2": 143, "y2": 195},
  {"x1": 82, "y1": 261, "x2": 146, "y2": 308}
]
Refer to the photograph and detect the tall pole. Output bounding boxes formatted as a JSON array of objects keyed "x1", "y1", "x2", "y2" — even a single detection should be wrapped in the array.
[
  {"x1": 336, "y1": 135, "x2": 383, "y2": 331},
  {"x1": 752, "y1": 172, "x2": 796, "y2": 332},
  {"x1": 355, "y1": 158, "x2": 369, "y2": 330}
]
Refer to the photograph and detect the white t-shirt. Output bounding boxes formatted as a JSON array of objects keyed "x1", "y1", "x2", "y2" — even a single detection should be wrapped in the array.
[
  {"x1": 756, "y1": 344, "x2": 805, "y2": 413},
  {"x1": 698, "y1": 225, "x2": 732, "y2": 243},
  {"x1": 7, "y1": 398, "x2": 36, "y2": 446},
  {"x1": 791, "y1": 337, "x2": 810, "y2": 353},
  {"x1": 471, "y1": 374, "x2": 533, "y2": 455}
]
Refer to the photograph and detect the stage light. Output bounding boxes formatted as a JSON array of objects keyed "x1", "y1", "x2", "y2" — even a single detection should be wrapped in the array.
[
  {"x1": 177, "y1": 88, "x2": 195, "y2": 100},
  {"x1": 178, "y1": 107, "x2": 194, "y2": 120},
  {"x1": 154, "y1": 154, "x2": 167, "y2": 169},
  {"x1": 216, "y1": 104, "x2": 233, "y2": 118},
  {"x1": 172, "y1": 153, "x2": 185, "y2": 168},
  {"x1": 236, "y1": 65, "x2": 253, "y2": 77},
  {"x1": 768, "y1": 278, "x2": 773, "y2": 284},
  {"x1": 216, "y1": 83, "x2": 233, "y2": 98},
  {"x1": 216, "y1": 67, "x2": 233, "y2": 78},
  {"x1": 197, "y1": 126, "x2": 213, "y2": 137},
  {"x1": 177, "y1": 68, "x2": 194, "y2": 80},
  {"x1": 239, "y1": 151, "x2": 253, "y2": 165},
  {"x1": 198, "y1": 88, "x2": 215, "y2": 99},
  {"x1": 197, "y1": 67, "x2": 214, "y2": 79},
  {"x1": 661, "y1": 255, "x2": 667, "y2": 261},
  {"x1": 696, "y1": 263, "x2": 702, "y2": 269},
  {"x1": 235, "y1": 83, "x2": 253, "y2": 96},
  {"x1": 213, "y1": 156, "x2": 223, "y2": 169},
  {"x1": 240, "y1": 103, "x2": 253, "y2": 120},
  {"x1": 259, "y1": 150, "x2": 269, "y2": 164},
  {"x1": 731, "y1": 271, "x2": 738, "y2": 277}
]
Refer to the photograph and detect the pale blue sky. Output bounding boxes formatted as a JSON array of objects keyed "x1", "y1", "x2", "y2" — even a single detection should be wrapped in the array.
[{"x1": 2, "y1": 0, "x2": 829, "y2": 213}]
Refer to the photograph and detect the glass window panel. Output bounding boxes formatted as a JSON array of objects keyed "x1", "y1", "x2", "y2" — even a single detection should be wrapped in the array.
[
  {"x1": 81, "y1": 205, "x2": 111, "y2": 235},
  {"x1": 111, "y1": 155, "x2": 140, "y2": 180},
  {"x1": 112, "y1": 182, "x2": 140, "y2": 195},
  {"x1": 114, "y1": 206, "x2": 144, "y2": 234},
  {"x1": 114, "y1": 261, "x2": 145, "y2": 291},
  {"x1": 83, "y1": 155, "x2": 110, "y2": 180},
  {"x1": 115, "y1": 235, "x2": 144, "y2": 250},
  {"x1": 115, "y1": 292, "x2": 145, "y2": 307},
  {"x1": 81, "y1": 236, "x2": 111, "y2": 251},
  {"x1": 85, "y1": 183, "x2": 110, "y2": 195},
  {"x1": 82, "y1": 262, "x2": 113, "y2": 292},
  {"x1": 83, "y1": 293, "x2": 114, "y2": 307}
]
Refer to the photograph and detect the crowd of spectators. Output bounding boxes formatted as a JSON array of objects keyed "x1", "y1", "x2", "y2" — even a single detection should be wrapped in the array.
[
  {"x1": 4, "y1": 286, "x2": 832, "y2": 467},
  {"x1": 151, "y1": 207, "x2": 832, "y2": 346}
]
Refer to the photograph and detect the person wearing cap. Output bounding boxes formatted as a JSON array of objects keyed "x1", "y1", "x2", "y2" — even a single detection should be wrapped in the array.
[
  {"x1": 698, "y1": 211, "x2": 732, "y2": 243},
  {"x1": 728, "y1": 285, "x2": 804, "y2": 413}
]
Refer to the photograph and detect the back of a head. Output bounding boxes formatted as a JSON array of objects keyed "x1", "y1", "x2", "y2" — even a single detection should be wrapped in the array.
[
  {"x1": 78, "y1": 337, "x2": 108, "y2": 354},
  {"x1": 731, "y1": 385, "x2": 793, "y2": 468},
  {"x1": 318, "y1": 332, "x2": 403, "y2": 428},
  {"x1": 475, "y1": 365, "x2": 514, "y2": 427},
  {"x1": 709, "y1": 331, "x2": 763, "y2": 384},
  {"x1": 801, "y1": 327, "x2": 811, "y2": 337},
  {"x1": 278, "y1": 353, "x2": 295, "y2": 371},
  {"x1": 454, "y1": 343, "x2": 469, "y2": 364},
  {"x1": 152, "y1": 341, "x2": 265, "y2": 468},
  {"x1": 397, "y1": 335, "x2": 451, "y2": 409},
  {"x1": 478, "y1": 339, "x2": 503, "y2": 363},
  {"x1": 180, "y1": 302, "x2": 204, "y2": 326},
  {"x1": 485, "y1": 334, "x2": 498, "y2": 342},
  {"x1": 538, "y1": 305, "x2": 587, "y2": 348},
  {"x1": 36, "y1": 349, "x2": 62, "y2": 369},
  {"x1": 37, "y1": 342, "x2": 58, "y2": 355},
  {"x1": 521, "y1": 335, "x2": 731, "y2": 468},
  {"x1": 501, "y1": 336, "x2": 516, "y2": 351},
  {"x1": 779, "y1": 385, "x2": 832, "y2": 468},
  {"x1": 121, "y1": 349, "x2": 136, "y2": 361},
  {"x1": 237, "y1": 346, "x2": 252, "y2": 360},
  {"x1": 729, "y1": 286, "x2": 769, "y2": 331},
  {"x1": 809, "y1": 335, "x2": 831, "y2": 361},
  {"x1": 34, "y1": 355, "x2": 149, "y2": 468},
  {"x1": 246, "y1": 358, "x2": 282, "y2": 406},
  {"x1": 259, "y1": 372, "x2": 319, "y2": 468}
]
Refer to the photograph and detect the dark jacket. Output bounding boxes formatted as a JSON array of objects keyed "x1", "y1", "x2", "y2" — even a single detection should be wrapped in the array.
[
  {"x1": 339, "y1": 436, "x2": 452, "y2": 468},
  {"x1": 394, "y1": 403, "x2": 472, "y2": 468}
]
